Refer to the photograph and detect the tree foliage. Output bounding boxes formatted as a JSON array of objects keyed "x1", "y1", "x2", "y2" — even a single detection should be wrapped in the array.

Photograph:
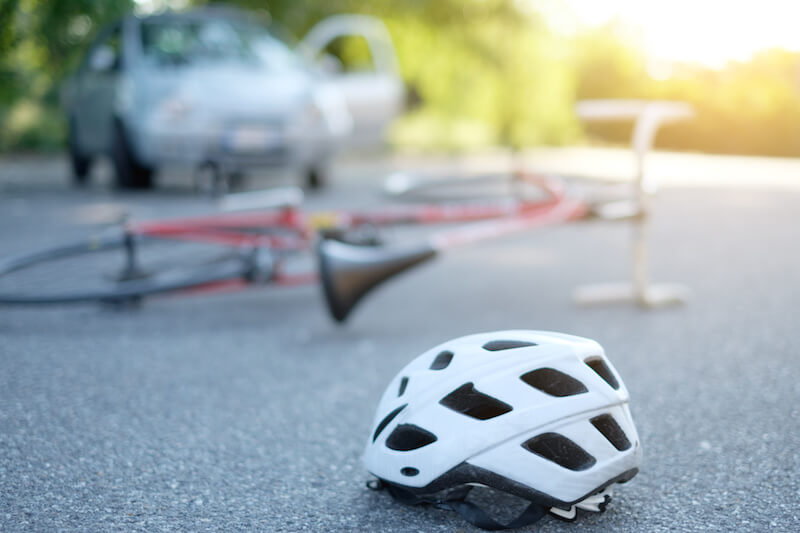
[
  {"x1": 0, "y1": 0, "x2": 132, "y2": 149},
  {"x1": 1, "y1": 0, "x2": 799, "y2": 156},
  {"x1": 571, "y1": 29, "x2": 800, "y2": 157}
]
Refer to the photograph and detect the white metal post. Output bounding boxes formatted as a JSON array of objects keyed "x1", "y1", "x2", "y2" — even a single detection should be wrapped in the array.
[{"x1": 572, "y1": 100, "x2": 693, "y2": 308}]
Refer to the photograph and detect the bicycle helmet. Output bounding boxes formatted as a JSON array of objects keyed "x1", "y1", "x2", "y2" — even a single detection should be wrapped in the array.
[{"x1": 364, "y1": 330, "x2": 641, "y2": 530}]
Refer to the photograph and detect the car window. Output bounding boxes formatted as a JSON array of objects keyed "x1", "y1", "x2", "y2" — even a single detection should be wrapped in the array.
[
  {"x1": 251, "y1": 32, "x2": 302, "y2": 72},
  {"x1": 140, "y1": 17, "x2": 299, "y2": 71},
  {"x1": 318, "y1": 35, "x2": 375, "y2": 73}
]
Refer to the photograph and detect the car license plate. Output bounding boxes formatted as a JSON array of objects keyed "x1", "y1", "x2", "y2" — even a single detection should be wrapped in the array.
[{"x1": 227, "y1": 126, "x2": 281, "y2": 152}]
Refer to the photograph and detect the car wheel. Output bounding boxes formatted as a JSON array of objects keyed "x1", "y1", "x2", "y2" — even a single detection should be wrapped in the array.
[
  {"x1": 112, "y1": 120, "x2": 154, "y2": 190},
  {"x1": 193, "y1": 161, "x2": 228, "y2": 197},
  {"x1": 228, "y1": 171, "x2": 246, "y2": 192},
  {"x1": 68, "y1": 120, "x2": 91, "y2": 186},
  {"x1": 304, "y1": 164, "x2": 328, "y2": 190}
]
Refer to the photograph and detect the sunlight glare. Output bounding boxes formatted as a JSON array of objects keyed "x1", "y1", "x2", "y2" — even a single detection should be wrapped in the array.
[{"x1": 532, "y1": 0, "x2": 800, "y2": 67}]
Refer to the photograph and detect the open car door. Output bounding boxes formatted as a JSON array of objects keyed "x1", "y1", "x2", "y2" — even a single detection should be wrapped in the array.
[{"x1": 299, "y1": 15, "x2": 404, "y2": 146}]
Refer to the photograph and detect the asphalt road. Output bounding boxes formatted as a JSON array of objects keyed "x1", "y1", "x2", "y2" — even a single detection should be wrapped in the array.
[{"x1": 1, "y1": 154, "x2": 799, "y2": 531}]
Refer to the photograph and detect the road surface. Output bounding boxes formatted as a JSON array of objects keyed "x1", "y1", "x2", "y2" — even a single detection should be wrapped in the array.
[{"x1": 1, "y1": 150, "x2": 798, "y2": 531}]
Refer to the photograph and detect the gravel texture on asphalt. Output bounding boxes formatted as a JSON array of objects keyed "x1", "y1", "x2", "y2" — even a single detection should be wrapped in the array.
[{"x1": 1, "y1": 163, "x2": 799, "y2": 532}]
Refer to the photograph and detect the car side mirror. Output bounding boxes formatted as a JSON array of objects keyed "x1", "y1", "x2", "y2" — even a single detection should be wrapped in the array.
[{"x1": 89, "y1": 45, "x2": 117, "y2": 72}]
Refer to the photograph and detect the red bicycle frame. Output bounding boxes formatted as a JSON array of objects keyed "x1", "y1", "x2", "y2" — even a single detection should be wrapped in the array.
[{"x1": 125, "y1": 172, "x2": 586, "y2": 292}]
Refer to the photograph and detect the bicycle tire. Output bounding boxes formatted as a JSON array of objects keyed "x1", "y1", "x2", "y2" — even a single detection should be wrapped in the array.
[
  {"x1": 384, "y1": 171, "x2": 556, "y2": 203},
  {"x1": 0, "y1": 233, "x2": 251, "y2": 305}
]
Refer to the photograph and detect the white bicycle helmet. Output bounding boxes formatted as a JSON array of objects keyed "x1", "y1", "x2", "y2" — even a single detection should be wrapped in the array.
[{"x1": 364, "y1": 330, "x2": 641, "y2": 530}]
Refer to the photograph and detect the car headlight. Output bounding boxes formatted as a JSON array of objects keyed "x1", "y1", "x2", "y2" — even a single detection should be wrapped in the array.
[
  {"x1": 158, "y1": 96, "x2": 193, "y2": 121},
  {"x1": 308, "y1": 102, "x2": 326, "y2": 126},
  {"x1": 286, "y1": 101, "x2": 324, "y2": 141},
  {"x1": 312, "y1": 86, "x2": 353, "y2": 138}
]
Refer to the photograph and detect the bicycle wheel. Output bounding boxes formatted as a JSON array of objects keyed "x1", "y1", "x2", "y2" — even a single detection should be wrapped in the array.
[
  {"x1": 0, "y1": 233, "x2": 251, "y2": 305},
  {"x1": 384, "y1": 171, "x2": 557, "y2": 203}
]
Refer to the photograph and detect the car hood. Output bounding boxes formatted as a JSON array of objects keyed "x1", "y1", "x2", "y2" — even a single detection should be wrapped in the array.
[{"x1": 147, "y1": 65, "x2": 315, "y2": 122}]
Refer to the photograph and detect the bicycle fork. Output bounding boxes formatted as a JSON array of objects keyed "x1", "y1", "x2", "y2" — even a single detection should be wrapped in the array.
[{"x1": 117, "y1": 229, "x2": 149, "y2": 282}]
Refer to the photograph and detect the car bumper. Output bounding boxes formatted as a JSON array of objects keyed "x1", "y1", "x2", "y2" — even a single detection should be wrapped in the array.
[{"x1": 135, "y1": 122, "x2": 335, "y2": 170}]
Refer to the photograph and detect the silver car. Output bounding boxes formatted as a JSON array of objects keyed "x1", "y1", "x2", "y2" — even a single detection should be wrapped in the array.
[{"x1": 63, "y1": 7, "x2": 402, "y2": 190}]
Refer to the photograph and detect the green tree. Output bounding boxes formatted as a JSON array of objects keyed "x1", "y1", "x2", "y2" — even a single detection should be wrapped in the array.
[
  {"x1": 0, "y1": 0, "x2": 132, "y2": 150},
  {"x1": 2, "y1": 0, "x2": 799, "y2": 156}
]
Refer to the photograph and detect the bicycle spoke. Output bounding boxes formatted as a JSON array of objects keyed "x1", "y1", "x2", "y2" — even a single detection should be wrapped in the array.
[{"x1": 0, "y1": 236, "x2": 249, "y2": 304}]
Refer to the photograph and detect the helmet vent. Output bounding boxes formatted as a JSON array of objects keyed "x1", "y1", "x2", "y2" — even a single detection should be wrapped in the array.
[
  {"x1": 372, "y1": 404, "x2": 407, "y2": 443},
  {"x1": 430, "y1": 351, "x2": 454, "y2": 370},
  {"x1": 397, "y1": 376, "x2": 409, "y2": 396},
  {"x1": 400, "y1": 467, "x2": 419, "y2": 477},
  {"x1": 482, "y1": 340, "x2": 537, "y2": 351},
  {"x1": 521, "y1": 433, "x2": 596, "y2": 471},
  {"x1": 590, "y1": 414, "x2": 631, "y2": 451},
  {"x1": 386, "y1": 424, "x2": 438, "y2": 451},
  {"x1": 585, "y1": 357, "x2": 620, "y2": 390},
  {"x1": 439, "y1": 382, "x2": 513, "y2": 420},
  {"x1": 520, "y1": 368, "x2": 588, "y2": 397}
]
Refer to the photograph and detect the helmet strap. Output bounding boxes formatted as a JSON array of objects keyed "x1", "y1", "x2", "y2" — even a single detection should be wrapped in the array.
[{"x1": 367, "y1": 479, "x2": 547, "y2": 531}]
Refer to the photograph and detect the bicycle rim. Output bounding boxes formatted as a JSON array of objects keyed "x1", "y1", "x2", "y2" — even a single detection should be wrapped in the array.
[
  {"x1": 385, "y1": 172, "x2": 553, "y2": 203},
  {"x1": 0, "y1": 234, "x2": 249, "y2": 304}
]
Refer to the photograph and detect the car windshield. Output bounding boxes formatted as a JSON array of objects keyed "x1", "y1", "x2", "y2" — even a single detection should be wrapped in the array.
[{"x1": 141, "y1": 17, "x2": 300, "y2": 71}]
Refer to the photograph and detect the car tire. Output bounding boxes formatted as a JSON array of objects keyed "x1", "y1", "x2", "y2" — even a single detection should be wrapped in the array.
[
  {"x1": 305, "y1": 164, "x2": 328, "y2": 190},
  {"x1": 68, "y1": 120, "x2": 91, "y2": 186},
  {"x1": 112, "y1": 120, "x2": 154, "y2": 190},
  {"x1": 193, "y1": 161, "x2": 229, "y2": 197}
]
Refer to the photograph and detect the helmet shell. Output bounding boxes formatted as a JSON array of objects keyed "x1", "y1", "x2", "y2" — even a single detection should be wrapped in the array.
[{"x1": 363, "y1": 330, "x2": 641, "y2": 506}]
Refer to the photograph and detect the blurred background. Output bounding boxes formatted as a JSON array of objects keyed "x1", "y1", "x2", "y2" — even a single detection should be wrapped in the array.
[
  {"x1": 2, "y1": 0, "x2": 799, "y2": 158},
  {"x1": 3, "y1": 4, "x2": 800, "y2": 531}
]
